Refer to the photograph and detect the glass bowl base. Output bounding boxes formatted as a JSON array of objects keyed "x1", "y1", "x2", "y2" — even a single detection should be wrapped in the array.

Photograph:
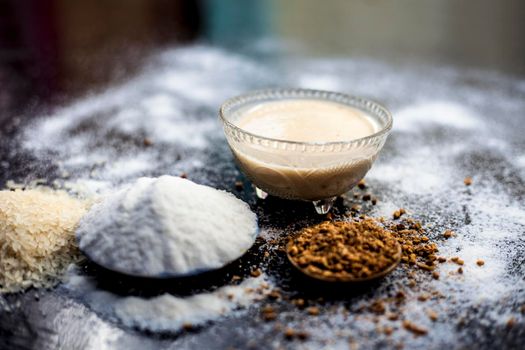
[{"x1": 255, "y1": 186, "x2": 336, "y2": 214}]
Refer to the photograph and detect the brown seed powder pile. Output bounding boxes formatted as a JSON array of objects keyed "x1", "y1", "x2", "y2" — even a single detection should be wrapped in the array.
[{"x1": 287, "y1": 220, "x2": 400, "y2": 281}]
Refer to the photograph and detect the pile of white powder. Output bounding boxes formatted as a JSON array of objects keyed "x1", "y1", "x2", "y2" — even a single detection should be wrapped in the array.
[{"x1": 76, "y1": 176, "x2": 257, "y2": 277}]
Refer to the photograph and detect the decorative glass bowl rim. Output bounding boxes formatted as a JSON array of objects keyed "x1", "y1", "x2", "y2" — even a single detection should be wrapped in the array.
[{"x1": 219, "y1": 88, "x2": 393, "y2": 148}]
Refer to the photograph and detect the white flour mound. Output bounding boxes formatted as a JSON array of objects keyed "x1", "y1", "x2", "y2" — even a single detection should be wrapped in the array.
[{"x1": 76, "y1": 176, "x2": 257, "y2": 276}]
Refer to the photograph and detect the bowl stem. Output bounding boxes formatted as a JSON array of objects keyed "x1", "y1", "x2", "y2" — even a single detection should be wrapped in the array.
[
  {"x1": 313, "y1": 197, "x2": 336, "y2": 214},
  {"x1": 255, "y1": 187, "x2": 268, "y2": 199},
  {"x1": 255, "y1": 186, "x2": 335, "y2": 214}
]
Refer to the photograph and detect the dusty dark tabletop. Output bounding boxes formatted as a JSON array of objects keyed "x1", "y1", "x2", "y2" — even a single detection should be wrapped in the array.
[{"x1": 1, "y1": 44, "x2": 524, "y2": 350}]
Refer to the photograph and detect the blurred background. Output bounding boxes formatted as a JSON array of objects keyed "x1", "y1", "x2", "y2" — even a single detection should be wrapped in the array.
[{"x1": 0, "y1": 0, "x2": 524, "y2": 119}]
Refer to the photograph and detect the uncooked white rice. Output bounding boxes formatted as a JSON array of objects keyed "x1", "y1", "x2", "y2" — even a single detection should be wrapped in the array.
[{"x1": 0, "y1": 188, "x2": 88, "y2": 293}]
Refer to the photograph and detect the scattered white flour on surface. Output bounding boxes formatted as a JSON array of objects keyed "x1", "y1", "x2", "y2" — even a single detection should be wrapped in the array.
[
  {"x1": 20, "y1": 46, "x2": 271, "y2": 192},
  {"x1": 49, "y1": 306, "x2": 123, "y2": 350},
  {"x1": 440, "y1": 189, "x2": 525, "y2": 301},
  {"x1": 76, "y1": 176, "x2": 258, "y2": 277},
  {"x1": 394, "y1": 102, "x2": 480, "y2": 132},
  {"x1": 114, "y1": 277, "x2": 265, "y2": 332},
  {"x1": 367, "y1": 143, "x2": 457, "y2": 196},
  {"x1": 517, "y1": 155, "x2": 525, "y2": 167},
  {"x1": 63, "y1": 267, "x2": 268, "y2": 333},
  {"x1": 13, "y1": 44, "x2": 525, "y2": 347}
]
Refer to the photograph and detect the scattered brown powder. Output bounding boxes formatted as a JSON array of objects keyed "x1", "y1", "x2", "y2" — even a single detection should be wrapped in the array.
[
  {"x1": 451, "y1": 257, "x2": 464, "y2": 265},
  {"x1": 388, "y1": 218, "x2": 439, "y2": 270},
  {"x1": 393, "y1": 208, "x2": 406, "y2": 220},
  {"x1": 234, "y1": 181, "x2": 244, "y2": 191},
  {"x1": 296, "y1": 331, "x2": 309, "y2": 340},
  {"x1": 268, "y1": 290, "x2": 282, "y2": 300},
  {"x1": 261, "y1": 305, "x2": 277, "y2": 321},
  {"x1": 443, "y1": 230, "x2": 454, "y2": 239},
  {"x1": 283, "y1": 328, "x2": 309, "y2": 341},
  {"x1": 395, "y1": 291, "x2": 406, "y2": 301},
  {"x1": 284, "y1": 328, "x2": 295, "y2": 340},
  {"x1": 402, "y1": 320, "x2": 428, "y2": 336},
  {"x1": 416, "y1": 262, "x2": 435, "y2": 271},
  {"x1": 387, "y1": 313, "x2": 399, "y2": 321},
  {"x1": 369, "y1": 301, "x2": 386, "y2": 315},
  {"x1": 427, "y1": 310, "x2": 438, "y2": 322},
  {"x1": 350, "y1": 204, "x2": 361, "y2": 212},
  {"x1": 250, "y1": 268, "x2": 262, "y2": 277},
  {"x1": 417, "y1": 294, "x2": 430, "y2": 302},
  {"x1": 292, "y1": 298, "x2": 305, "y2": 308},
  {"x1": 307, "y1": 306, "x2": 320, "y2": 316},
  {"x1": 230, "y1": 275, "x2": 241, "y2": 282}
]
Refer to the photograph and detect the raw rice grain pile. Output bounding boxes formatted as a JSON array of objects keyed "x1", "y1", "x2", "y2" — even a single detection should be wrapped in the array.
[{"x1": 0, "y1": 188, "x2": 88, "y2": 293}]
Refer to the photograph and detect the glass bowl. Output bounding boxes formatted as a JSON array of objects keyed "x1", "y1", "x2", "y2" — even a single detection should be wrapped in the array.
[{"x1": 219, "y1": 88, "x2": 393, "y2": 214}]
